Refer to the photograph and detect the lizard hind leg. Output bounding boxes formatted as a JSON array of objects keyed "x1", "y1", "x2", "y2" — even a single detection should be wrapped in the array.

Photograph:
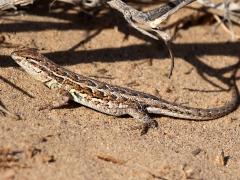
[{"x1": 127, "y1": 104, "x2": 158, "y2": 135}]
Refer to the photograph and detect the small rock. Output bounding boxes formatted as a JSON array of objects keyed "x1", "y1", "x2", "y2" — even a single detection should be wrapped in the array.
[{"x1": 191, "y1": 148, "x2": 202, "y2": 156}]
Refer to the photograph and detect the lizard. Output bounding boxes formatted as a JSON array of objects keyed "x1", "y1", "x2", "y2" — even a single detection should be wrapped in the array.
[{"x1": 11, "y1": 48, "x2": 239, "y2": 135}]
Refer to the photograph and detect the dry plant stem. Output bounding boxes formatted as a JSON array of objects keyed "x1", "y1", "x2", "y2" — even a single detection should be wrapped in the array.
[
  {"x1": 213, "y1": 14, "x2": 240, "y2": 40},
  {"x1": 53, "y1": 0, "x2": 79, "y2": 5},
  {"x1": 0, "y1": 0, "x2": 35, "y2": 10},
  {"x1": 107, "y1": 0, "x2": 196, "y2": 77},
  {"x1": 197, "y1": 0, "x2": 240, "y2": 25},
  {"x1": 1, "y1": 0, "x2": 194, "y2": 76}
]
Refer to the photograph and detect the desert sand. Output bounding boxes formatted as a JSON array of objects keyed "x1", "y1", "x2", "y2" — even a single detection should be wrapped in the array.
[{"x1": 0, "y1": 1, "x2": 240, "y2": 179}]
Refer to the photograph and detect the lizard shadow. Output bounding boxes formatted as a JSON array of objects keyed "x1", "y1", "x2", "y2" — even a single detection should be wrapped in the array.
[
  {"x1": 52, "y1": 101, "x2": 82, "y2": 110},
  {"x1": 0, "y1": 75, "x2": 34, "y2": 98}
]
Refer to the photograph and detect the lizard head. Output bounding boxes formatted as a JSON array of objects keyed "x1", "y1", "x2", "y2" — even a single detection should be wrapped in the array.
[{"x1": 11, "y1": 48, "x2": 53, "y2": 83}]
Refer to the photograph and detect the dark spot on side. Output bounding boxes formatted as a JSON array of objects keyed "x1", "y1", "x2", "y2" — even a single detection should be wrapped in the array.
[
  {"x1": 110, "y1": 87, "x2": 119, "y2": 92},
  {"x1": 98, "y1": 83, "x2": 108, "y2": 90},
  {"x1": 168, "y1": 2, "x2": 176, "y2": 8},
  {"x1": 87, "y1": 80, "x2": 97, "y2": 87},
  {"x1": 118, "y1": 89, "x2": 127, "y2": 94},
  {"x1": 208, "y1": 110, "x2": 213, "y2": 114},
  {"x1": 161, "y1": 104, "x2": 167, "y2": 109},
  {"x1": 93, "y1": 90, "x2": 105, "y2": 99},
  {"x1": 184, "y1": 111, "x2": 191, "y2": 115},
  {"x1": 130, "y1": 92, "x2": 138, "y2": 96},
  {"x1": 117, "y1": 96, "x2": 128, "y2": 103},
  {"x1": 143, "y1": 94, "x2": 151, "y2": 98},
  {"x1": 177, "y1": 110, "x2": 184, "y2": 114},
  {"x1": 63, "y1": 71, "x2": 69, "y2": 76},
  {"x1": 63, "y1": 79, "x2": 80, "y2": 89},
  {"x1": 196, "y1": 110, "x2": 204, "y2": 116},
  {"x1": 104, "y1": 93, "x2": 118, "y2": 101},
  {"x1": 77, "y1": 79, "x2": 87, "y2": 84},
  {"x1": 54, "y1": 76, "x2": 64, "y2": 83},
  {"x1": 82, "y1": 86, "x2": 93, "y2": 95},
  {"x1": 183, "y1": 106, "x2": 190, "y2": 110},
  {"x1": 73, "y1": 74, "x2": 82, "y2": 82},
  {"x1": 55, "y1": 67, "x2": 63, "y2": 74},
  {"x1": 110, "y1": 94, "x2": 118, "y2": 100},
  {"x1": 92, "y1": 101, "x2": 100, "y2": 105},
  {"x1": 104, "y1": 95, "x2": 112, "y2": 101}
]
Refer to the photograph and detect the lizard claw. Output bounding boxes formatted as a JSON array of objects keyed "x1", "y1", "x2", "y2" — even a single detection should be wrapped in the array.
[{"x1": 140, "y1": 120, "x2": 158, "y2": 135}]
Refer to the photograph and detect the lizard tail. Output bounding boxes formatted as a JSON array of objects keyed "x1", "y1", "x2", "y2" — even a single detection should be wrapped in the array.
[{"x1": 147, "y1": 77, "x2": 239, "y2": 120}]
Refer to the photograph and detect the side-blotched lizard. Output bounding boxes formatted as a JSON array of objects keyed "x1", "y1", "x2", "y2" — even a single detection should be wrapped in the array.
[{"x1": 11, "y1": 48, "x2": 239, "y2": 134}]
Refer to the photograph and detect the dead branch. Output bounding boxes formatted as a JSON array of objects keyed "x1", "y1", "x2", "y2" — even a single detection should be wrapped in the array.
[{"x1": 0, "y1": 0, "x2": 35, "y2": 11}]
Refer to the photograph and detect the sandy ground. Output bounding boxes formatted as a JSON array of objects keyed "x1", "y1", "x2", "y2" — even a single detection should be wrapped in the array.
[{"x1": 0, "y1": 1, "x2": 240, "y2": 180}]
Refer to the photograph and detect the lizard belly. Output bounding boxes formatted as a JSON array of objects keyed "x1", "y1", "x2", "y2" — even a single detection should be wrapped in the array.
[{"x1": 69, "y1": 89, "x2": 128, "y2": 116}]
